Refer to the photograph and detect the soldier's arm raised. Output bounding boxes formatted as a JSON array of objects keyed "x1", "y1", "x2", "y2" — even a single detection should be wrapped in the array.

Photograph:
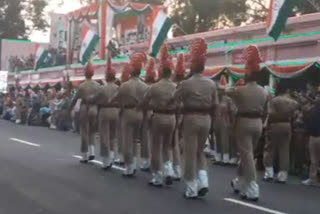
[
  {"x1": 87, "y1": 88, "x2": 102, "y2": 105},
  {"x1": 110, "y1": 86, "x2": 123, "y2": 109},
  {"x1": 138, "y1": 87, "x2": 152, "y2": 111},
  {"x1": 172, "y1": 82, "x2": 184, "y2": 104},
  {"x1": 69, "y1": 90, "x2": 80, "y2": 111}
]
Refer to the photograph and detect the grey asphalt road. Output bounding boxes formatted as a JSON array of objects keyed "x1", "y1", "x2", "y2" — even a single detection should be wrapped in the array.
[{"x1": 0, "y1": 120, "x2": 319, "y2": 214}]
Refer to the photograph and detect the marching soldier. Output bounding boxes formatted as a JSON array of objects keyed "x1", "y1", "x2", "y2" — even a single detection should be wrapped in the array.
[
  {"x1": 140, "y1": 58, "x2": 156, "y2": 171},
  {"x1": 229, "y1": 45, "x2": 268, "y2": 201},
  {"x1": 171, "y1": 53, "x2": 185, "y2": 180},
  {"x1": 173, "y1": 38, "x2": 217, "y2": 198},
  {"x1": 214, "y1": 75, "x2": 235, "y2": 164},
  {"x1": 111, "y1": 52, "x2": 148, "y2": 177},
  {"x1": 70, "y1": 61, "x2": 99, "y2": 163},
  {"x1": 140, "y1": 44, "x2": 176, "y2": 186},
  {"x1": 88, "y1": 57, "x2": 119, "y2": 170},
  {"x1": 115, "y1": 63, "x2": 132, "y2": 165},
  {"x1": 263, "y1": 84, "x2": 298, "y2": 183}
]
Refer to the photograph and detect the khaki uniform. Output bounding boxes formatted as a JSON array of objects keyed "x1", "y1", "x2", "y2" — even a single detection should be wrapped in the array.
[
  {"x1": 113, "y1": 77, "x2": 148, "y2": 175},
  {"x1": 214, "y1": 94, "x2": 235, "y2": 163},
  {"x1": 228, "y1": 82, "x2": 268, "y2": 199},
  {"x1": 172, "y1": 83, "x2": 183, "y2": 180},
  {"x1": 141, "y1": 78, "x2": 176, "y2": 185},
  {"x1": 264, "y1": 94, "x2": 298, "y2": 181},
  {"x1": 74, "y1": 79, "x2": 100, "y2": 157},
  {"x1": 174, "y1": 73, "x2": 217, "y2": 197},
  {"x1": 140, "y1": 109, "x2": 152, "y2": 169},
  {"x1": 94, "y1": 82, "x2": 119, "y2": 167}
]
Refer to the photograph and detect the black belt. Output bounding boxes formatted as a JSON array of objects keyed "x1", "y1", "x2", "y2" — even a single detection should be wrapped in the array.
[
  {"x1": 182, "y1": 108, "x2": 212, "y2": 115},
  {"x1": 98, "y1": 104, "x2": 118, "y2": 108},
  {"x1": 237, "y1": 112, "x2": 262, "y2": 119},
  {"x1": 153, "y1": 109, "x2": 176, "y2": 115},
  {"x1": 124, "y1": 105, "x2": 136, "y2": 109},
  {"x1": 269, "y1": 113, "x2": 291, "y2": 124}
]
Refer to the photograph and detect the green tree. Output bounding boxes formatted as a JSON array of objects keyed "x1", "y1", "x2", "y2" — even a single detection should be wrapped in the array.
[
  {"x1": 0, "y1": 0, "x2": 48, "y2": 40},
  {"x1": 247, "y1": 0, "x2": 318, "y2": 24}
]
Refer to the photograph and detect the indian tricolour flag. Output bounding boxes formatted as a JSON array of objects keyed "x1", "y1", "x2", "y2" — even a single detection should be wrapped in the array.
[
  {"x1": 149, "y1": 10, "x2": 173, "y2": 57},
  {"x1": 267, "y1": 0, "x2": 296, "y2": 41},
  {"x1": 34, "y1": 44, "x2": 47, "y2": 70},
  {"x1": 79, "y1": 25, "x2": 100, "y2": 65}
]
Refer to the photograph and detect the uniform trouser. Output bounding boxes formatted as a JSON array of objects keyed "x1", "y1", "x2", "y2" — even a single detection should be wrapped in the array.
[
  {"x1": 150, "y1": 113, "x2": 176, "y2": 171},
  {"x1": 236, "y1": 117, "x2": 262, "y2": 183},
  {"x1": 173, "y1": 129, "x2": 181, "y2": 166},
  {"x1": 214, "y1": 121, "x2": 230, "y2": 155},
  {"x1": 99, "y1": 108, "x2": 119, "y2": 157},
  {"x1": 264, "y1": 123, "x2": 291, "y2": 171},
  {"x1": 122, "y1": 109, "x2": 143, "y2": 165},
  {"x1": 141, "y1": 111, "x2": 152, "y2": 160},
  {"x1": 117, "y1": 113, "x2": 124, "y2": 156},
  {"x1": 291, "y1": 130, "x2": 307, "y2": 173},
  {"x1": 229, "y1": 125, "x2": 238, "y2": 158},
  {"x1": 80, "y1": 104, "x2": 97, "y2": 153},
  {"x1": 172, "y1": 114, "x2": 183, "y2": 166},
  {"x1": 309, "y1": 136, "x2": 320, "y2": 181},
  {"x1": 182, "y1": 114, "x2": 211, "y2": 181}
]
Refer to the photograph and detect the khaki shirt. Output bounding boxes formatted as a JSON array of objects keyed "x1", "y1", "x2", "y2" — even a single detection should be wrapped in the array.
[
  {"x1": 115, "y1": 77, "x2": 148, "y2": 108},
  {"x1": 141, "y1": 78, "x2": 176, "y2": 110},
  {"x1": 269, "y1": 94, "x2": 299, "y2": 117},
  {"x1": 215, "y1": 95, "x2": 235, "y2": 126},
  {"x1": 75, "y1": 79, "x2": 100, "y2": 103},
  {"x1": 227, "y1": 82, "x2": 268, "y2": 114},
  {"x1": 173, "y1": 73, "x2": 217, "y2": 109},
  {"x1": 94, "y1": 82, "x2": 119, "y2": 106}
]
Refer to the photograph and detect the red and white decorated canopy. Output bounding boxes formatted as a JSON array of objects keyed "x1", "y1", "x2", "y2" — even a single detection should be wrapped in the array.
[{"x1": 67, "y1": 0, "x2": 161, "y2": 21}]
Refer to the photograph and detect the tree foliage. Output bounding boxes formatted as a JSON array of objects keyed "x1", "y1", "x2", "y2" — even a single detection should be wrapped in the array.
[
  {"x1": 0, "y1": 0, "x2": 48, "y2": 40},
  {"x1": 169, "y1": 0, "x2": 318, "y2": 36}
]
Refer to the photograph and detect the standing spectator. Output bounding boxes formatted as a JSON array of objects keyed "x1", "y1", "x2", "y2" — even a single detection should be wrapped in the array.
[{"x1": 302, "y1": 98, "x2": 320, "y2": 186}]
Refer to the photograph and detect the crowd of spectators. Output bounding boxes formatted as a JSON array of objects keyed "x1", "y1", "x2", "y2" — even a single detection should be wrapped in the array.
[
  {"x1": 8, "y1": 47, "x2": 67, "y2": 72},
  {"x1": 0, "y1": 87, "x2": 79, "y2": 133}
]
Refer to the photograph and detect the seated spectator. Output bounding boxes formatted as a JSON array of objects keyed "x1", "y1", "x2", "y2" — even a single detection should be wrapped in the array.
[
  {"x1": 2, "y1": 94, "x2": 14, "y2": 121},
  {"x1": 27, "y1": 92, "x2": 41, "y2": 126}
]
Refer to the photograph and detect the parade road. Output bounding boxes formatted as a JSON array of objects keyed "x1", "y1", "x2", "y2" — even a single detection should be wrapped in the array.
[{"x1": 0, "y1": 120, "x2": 319, "y2": 214}]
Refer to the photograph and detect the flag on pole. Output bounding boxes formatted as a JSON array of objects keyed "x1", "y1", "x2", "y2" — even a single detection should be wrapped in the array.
[
  {"x1": 149, "y1": 10, "x2": 173, "y2": 57},
  {"x1": 267, "y1": 0, "x2": 296, "y2": 41},
  {"x1": 79, "y1": 25, "x2": 100, "y2": 65},
  {"x1": 34, "y1": 44, "x2": 48, "y2": 70}
]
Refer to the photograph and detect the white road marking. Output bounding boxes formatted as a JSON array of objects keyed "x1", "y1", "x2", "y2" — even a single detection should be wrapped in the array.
[
  {"x1": 72, "y1": 155, "x2": 125, "y2": 171},
  {"x1": 224, "y1": 198, "x2": 288, "y2": 214},
  {"x1": 10, "y1": 138, "x2": 40, "y2": 147}
]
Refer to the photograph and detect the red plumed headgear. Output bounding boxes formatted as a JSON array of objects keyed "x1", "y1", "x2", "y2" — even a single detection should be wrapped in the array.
[
  {"x1": 243, "y1": 45, "x2": 262, "y2": 73},
  {"x1": 159, "y1": 43, "x2": 173, "y2": 75},
  {"x1": 145, "y1": 58, "x2": 156, "y2": 83},
  {"x1": 175, "y1": 53, "x2": 186, "y2": 76},
  {"x1": 85, "y1": 61, "x2": 95, "y2": 76},
  {"x1": 218, "y1": 75, "x2": 228, "y2": 89},
  {"x1": 130, "y1": 52, "x2": 147, "y2": 73},
  {"x1": 121, "y1": 63, "x2": 131, "y2": 83},
  {"x1": 106, "y1": 56, "x2": 116, "y2": 80},
  {"x1": 190, "y1": 38, "x2": 208, "y2": 68},
  {"x1": 236, "y1": 79, "x2": 245, "y2": 87}
]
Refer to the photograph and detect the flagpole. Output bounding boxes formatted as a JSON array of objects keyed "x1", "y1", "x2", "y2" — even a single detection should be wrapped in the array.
[{"x1": 65, "y1": 19, "x2": 73, "y2": 95}]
